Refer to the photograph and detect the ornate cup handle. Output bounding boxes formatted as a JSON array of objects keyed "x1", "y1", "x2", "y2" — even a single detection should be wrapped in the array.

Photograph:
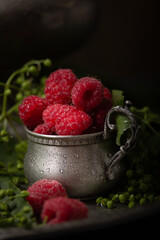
[{"x1": 104, "y1": 100, "x2": 139, "y2": 180}]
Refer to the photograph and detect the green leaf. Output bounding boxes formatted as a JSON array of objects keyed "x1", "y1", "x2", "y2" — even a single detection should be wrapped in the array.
[
  {"x1": 112, "y1": 90, "x2": 124, "y2": 106},
  {"x1": 0, "y1": 180, "x2": 36, "y2": 228},
  {"x1": 131, "y1": 106, "x2": 160, "y2": 136},
  {"x1": 0, "y1": 140, "x2": 36, "y2": 228},
  {"x1": 116, "y1": 114, "x2": 131, "y2": 146}
]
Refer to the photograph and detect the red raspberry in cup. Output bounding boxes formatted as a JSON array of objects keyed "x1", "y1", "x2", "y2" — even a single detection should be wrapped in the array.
[
  {"x1": 45, "y1": 69, "x2": 77, "y2": 105},
  {"x1": 43, "y1": 104, "x2": 78, "y2": 131},
  {"x1": 18, "y1": 95, "x2": 47, "y2": 129},
  {"x1": 93, "y1": 98, "x2": 113, "y2": 131},
  {"x1": 55, "y1": 109, "x2": 92, "y2": 135},
  {"x1": 71, "y1": 77, "x2": 103, "y2": 112},
  {"x1": 33, "y1": 123, "x2": 53, "y2": 135},
  {"x1": 103, "y1": 87, "x2": 112, "y2": 100}
]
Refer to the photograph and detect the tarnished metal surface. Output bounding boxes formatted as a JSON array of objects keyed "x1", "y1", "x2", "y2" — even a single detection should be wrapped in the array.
[{"x1": 24, "y1": 102, "x2": 138, "y2": 198}]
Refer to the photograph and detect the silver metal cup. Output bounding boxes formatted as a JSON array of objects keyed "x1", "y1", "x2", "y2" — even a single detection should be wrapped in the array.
[{"x1": 24, "y1": 101, "x2": 138, "y2": 199}]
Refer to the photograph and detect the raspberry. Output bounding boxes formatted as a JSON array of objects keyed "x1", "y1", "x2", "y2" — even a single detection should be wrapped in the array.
[
  {"x1": 82, "y1": 125, "x2": 99, "y2": 134},
  {"x1": 103, "y1": 87, "x2": 112, "y2": 100},
  {"x1": 43, "y1": 104, "x2": 61, "y2": 131},
  {"x1": 71, "y1": 77, "x2": 103, "y2": 112},
  {"x1": 18, "y1": 95, "x2": 47, "y2": 129},
  {"x1": 26, "y1": 179, "x2": 67, "y2": 215},
  {"x1": 92, "y1": 98, "x2": 113, "y2": 131},
  {"x1": 45, "y1": 69, "x2": 77, "y2": 105},
  {"x1": 41, "y1": 197, "x2": 88, "y2": 224},
  {"x1": 33, "y1": 123, "x2": 53, "y2": 135},
  {"x1": 43, "y1": 104, "x2": 77, "y2": 131},
  {"x1": 55, "y1": 110, "x2": 92, "y2": 135}
]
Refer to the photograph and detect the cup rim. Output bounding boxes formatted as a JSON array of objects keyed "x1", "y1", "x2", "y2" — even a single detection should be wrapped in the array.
[{"x1": 25, "y1": 127, "x2": 105, "y2": 146}]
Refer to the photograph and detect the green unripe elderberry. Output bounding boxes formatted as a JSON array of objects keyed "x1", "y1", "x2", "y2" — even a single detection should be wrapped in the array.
[
  {"x1": 43, "y1": 59, "x2": 52, "y2": 67},
  {"x1": 20, "y1": 190, "x2": 29, "y2": 198}
]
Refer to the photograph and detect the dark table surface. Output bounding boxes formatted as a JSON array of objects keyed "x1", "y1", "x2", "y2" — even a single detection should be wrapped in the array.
[{"x1": 1, "y1": 200, "x2": 160, "y2": 240}]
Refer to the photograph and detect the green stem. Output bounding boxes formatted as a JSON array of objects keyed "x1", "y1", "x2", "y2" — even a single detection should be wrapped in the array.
[
  {"x1": 1, "y1": 69, "x2": 26, "y2": 125},
  {"x1": 7, "y1": 103, "x2": 20, "y2": 116},
  {"x1": 23, "y1": 59, "x2": 44, "y2": 68},
  {"x1": 0, "y1": 59, "x2": 46, "y2": 141},
  {"x1": 1, "y1": 59, "x2": 45, "y2": 121},
  {"x1": 0, "y1": 103, "x2": 19, "y2": 123},
  {"x1": 7, "y1": 117, "x2": 22, "y2": 142},
  {"x1": 146, "y1": 122, "x2": 160, "y2": 136}
]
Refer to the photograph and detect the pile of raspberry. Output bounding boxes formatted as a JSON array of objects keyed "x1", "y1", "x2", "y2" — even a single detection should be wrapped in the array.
[
  {"x1": 18, "y1": 69, "x2": 113, "y2": 135},
  {"x1": 26, "y1": 179, "x2": 88, "y2": 224}
]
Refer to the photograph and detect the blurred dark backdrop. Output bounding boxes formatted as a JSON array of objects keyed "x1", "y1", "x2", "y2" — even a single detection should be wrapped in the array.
[
  {"x1": 55, "y1": 0, "x2": 160, "y2": 111},
  {"x1": 0, "y1": 0, "x2": 160, "y2": 111}
]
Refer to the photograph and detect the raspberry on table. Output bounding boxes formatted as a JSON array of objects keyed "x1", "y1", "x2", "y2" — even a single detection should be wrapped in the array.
[
  {"x1": 18, "y1": 95, "x2": 47, "y2": 129},
  {"x1": 33, "y1": 123, "x2": 53, "y2": 135},
  {"x1": 41, "y1": 197, "x2": 88, "y2": 224},
  {"x1": 55, "y1": 110, "x2": 92, "y2": 135},
  {"x1": 26, "y1": 179, "x2": 67, "y2": 216},
  {"x1": 71, "y1": 77, "x2": 103, "y2": 112},
  {"x1": 43, "y1": 104, "x2": 78, "y2": 131},
  {"x1": 45, "y1": 69, "x2": 77, "y2": 105}
]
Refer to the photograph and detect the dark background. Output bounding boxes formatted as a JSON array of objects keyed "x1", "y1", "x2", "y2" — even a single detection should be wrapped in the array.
[
  {"x1": 0, "y1": 0, "x2": 160, "y2": 111},
  {"x1": 0, "y1": 0, "x2": 160, "y2": 110},
  {"x1": 55, "y1": 0, "x2": 160, "y2": 111}
]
